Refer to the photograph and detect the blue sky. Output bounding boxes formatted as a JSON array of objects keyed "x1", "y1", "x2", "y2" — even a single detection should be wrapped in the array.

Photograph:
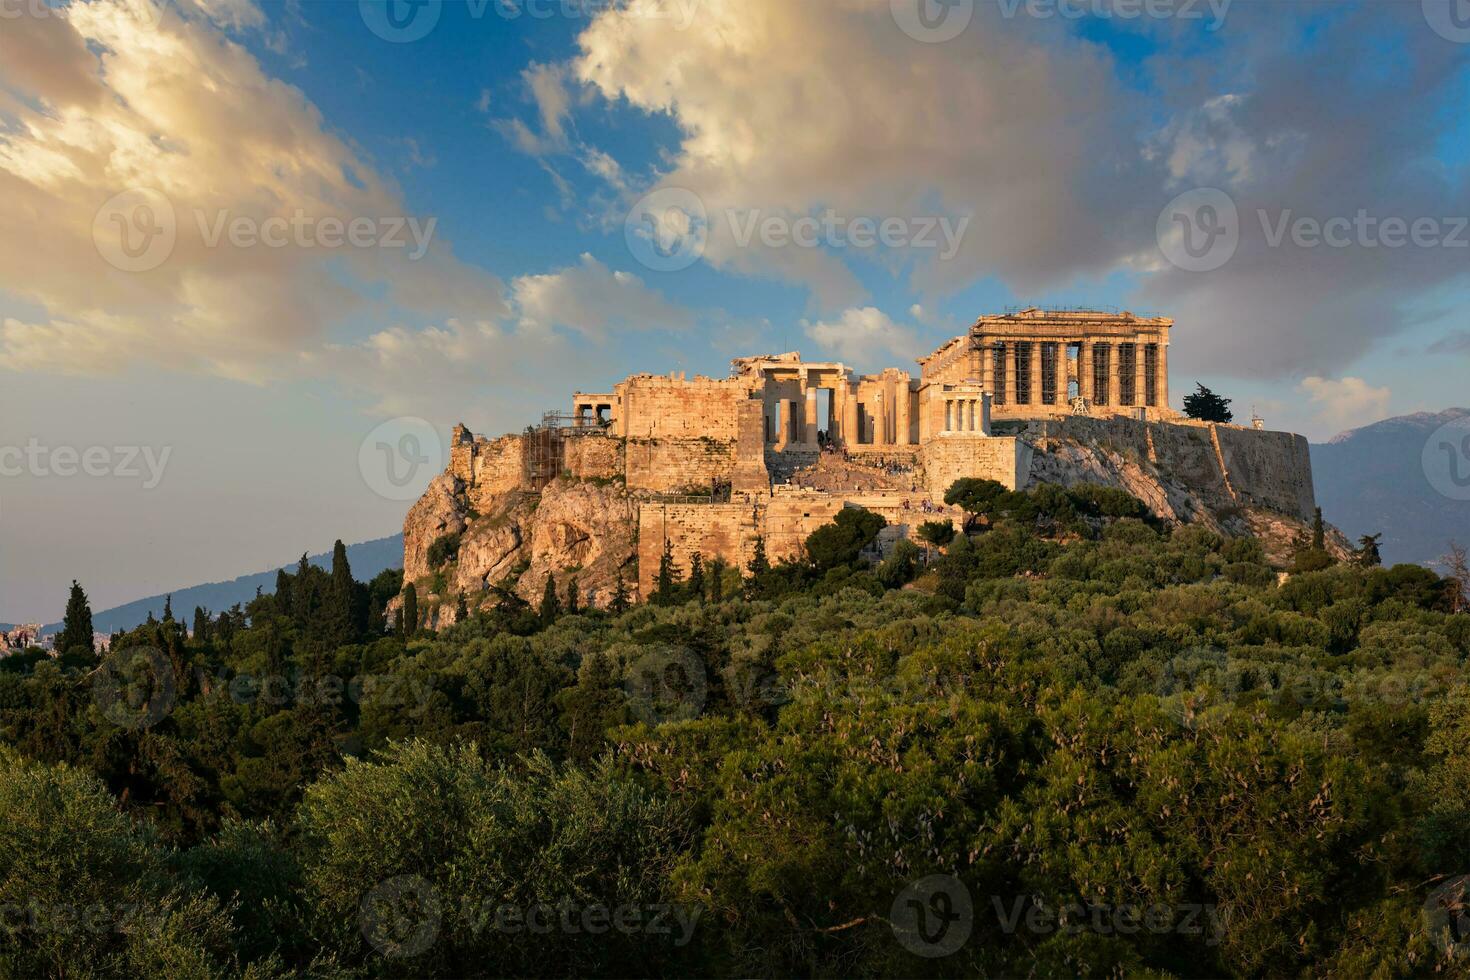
[{"x1": 1, "y1": 0, "x2": 1468, "y2": 620}]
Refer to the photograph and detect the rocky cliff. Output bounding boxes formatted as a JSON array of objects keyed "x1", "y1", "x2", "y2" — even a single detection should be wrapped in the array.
[{"x1": 401, "y1": 417, "x2": 1342, "y2": 626}]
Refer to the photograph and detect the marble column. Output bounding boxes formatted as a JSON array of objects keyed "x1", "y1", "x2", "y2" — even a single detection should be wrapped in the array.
[
  {"x1": 804, "y1": 389, "x2": 819, "y2": 447},
  {"x1": 1030, "y1": 342, "x2": 1044, "y2": 409},
  {"x1": 896, "y1": 385, "x2": 912, "y2": 445},
  {"x1": 1157, "y1": 341, "x2": 1169, "y2": 410},
  {"x1": 1134, "y1": 337, "x2": 1147, "y2": 410},
  {"x1": 842, "y1": 386, "x2": 859, "y2": 446}
]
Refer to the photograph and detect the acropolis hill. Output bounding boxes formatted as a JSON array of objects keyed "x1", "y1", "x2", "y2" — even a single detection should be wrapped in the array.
[{"x1": 402, "y1": 309, "x2": 1322, "y2": 621}]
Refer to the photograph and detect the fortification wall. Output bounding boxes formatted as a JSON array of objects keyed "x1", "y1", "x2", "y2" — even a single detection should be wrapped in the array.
[
  {"x1": 450, "y1": 429, "x2": 531, "y2": 513},
  {"x1": 637, "y1": 502, "x2": 757, "y2": 594},
  {"x1": 625, "y1": 437, "x2": 740, "y2": 493},
  {"x1": 562, "y1": 433, "x2": 623, "y2": 481},
  {"x1": 921, "y1": 436, "x2": 1028, "y2": 496},
  {"x1": 1025, "y1": 416, "x2": 1315, "y2": 520}
]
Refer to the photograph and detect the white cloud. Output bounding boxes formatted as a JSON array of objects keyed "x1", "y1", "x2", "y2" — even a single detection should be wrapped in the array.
[
  {"x1": 572, "y1": 0, "x2": 1150, "y2": 308},
  {"x1": 0, "y1": 0, "x2": 504, "y2": 380},
  {"x1": 1299, "y1": 376, "x2": 1392, "y2": 436},
  {"x1": 804, "y1": 307, "x2": 920, "y2": 371},
  {"x1": 513, "y1": 253, "x2": 693, "y2": 338}
]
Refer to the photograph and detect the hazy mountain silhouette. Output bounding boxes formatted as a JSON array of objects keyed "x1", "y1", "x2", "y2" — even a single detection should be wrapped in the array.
[{"x1": 1311, "y1": 408, "x2": 1470, "y2": 567}]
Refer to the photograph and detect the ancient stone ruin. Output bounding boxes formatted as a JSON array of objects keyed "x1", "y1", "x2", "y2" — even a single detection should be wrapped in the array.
[{"x1": 402, "y1": 309, "x2": 1320, "y2": 621}]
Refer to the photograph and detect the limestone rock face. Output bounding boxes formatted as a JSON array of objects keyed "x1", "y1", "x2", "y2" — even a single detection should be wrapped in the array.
[{"x1": 402, "y1": 472, "x2": 467, "y2": 584}]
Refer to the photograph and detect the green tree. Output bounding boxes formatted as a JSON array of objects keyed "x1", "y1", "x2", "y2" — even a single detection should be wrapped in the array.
[
  {"x1": 654, "y1": 540, "x2": 679, "y2": 605},
  {"x1": 611, "y1": 573, "x2": 630, "y2": 614},
  {"x1": 57, "y1": 579, "x2": 94, "y2": 656},
  {"x1": 558, "y1": 652, "x2": 626, "y2": 764},
  {"x1": 274, "y1": 568, "x2": 292, "y2": 618},
  {"x1": 1312, "y1": 506, "x2": 1326, "y2": 550},
  {"x1": 708, "y1": 557, "x2": 728, "y2": 604},
  {"x1": 565, "y1": 577, "x2": 580, "y2": 615},
  {"x1": 191, "y1": 606, "x2": 209, "y2": 642},
  {"x1": 688, "y1": 552, "x2": 705, "y2": 603},
  {"x1": 1183, "y1": 382, "x2": 1234, "y2": 422},
  {"x1": 804, "y1": 508, "x2": 886, "y2": 571},
  {"x1": 1355, "y1": 532, "x2": 1383, "y2": 567},
  {"x1": 539, "y1": 575, "x2": 562, "y2": 626},
  {"x1": 944, "y1": 477, "x2": 1009, "y2": 531},
  {"x1": 402, "y1": 583, "x2": 419, "y2": 637}
]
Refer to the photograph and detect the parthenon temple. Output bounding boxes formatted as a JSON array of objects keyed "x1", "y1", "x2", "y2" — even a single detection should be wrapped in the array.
[{"x1": 572, "y1": 309, "x2": 1175, "y2": 456}]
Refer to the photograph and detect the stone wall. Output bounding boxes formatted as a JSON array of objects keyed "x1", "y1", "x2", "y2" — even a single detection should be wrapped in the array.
[
  {"x1": 562, "y1": 433, "x2": 623, "y2": 481},
  {"x1": 625, "y1": 436, "x2": 740, "y2": 493},
  {"x1": 617, "y1": 375, "x2": 750, "y2": 440},
  {"x1": 921, "y1": 436, "x2": 1029, "y2": 496},
  {"x1": 450, "y1": 427, "x2": 533, "y2": 514},
  {"x1": 637, "y1": 502, "x2": 757, "y2": 594},
  {"x1": 1025, "y1": 415, "x2": 1316, "y2": 520}
]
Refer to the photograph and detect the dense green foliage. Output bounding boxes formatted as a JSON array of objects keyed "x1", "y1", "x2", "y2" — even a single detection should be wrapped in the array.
[
  {"x1": 1184, "y1": 383, "x2": 1234, "y2": 423},
  {"x1": 1, "y1": 502, "x2": 1467, "y2": 976}
]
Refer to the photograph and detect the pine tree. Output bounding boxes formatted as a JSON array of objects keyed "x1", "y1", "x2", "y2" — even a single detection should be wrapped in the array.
[
  {"x1": 1444, "y1": 542, "x2": 1470, "y2": 615},
  {"x1": 611, "y1": 573, "x2": 630, "y2": 615},
  {"x1": 565, "y1": 577, "x2": 580, "y2": 615},
  {"x1": 58, "y1": 580, "x2": 94, "y2": 656},
  {"x1": 1312, "y1": 507, "x2": 1325, "y2": 551},
  {"x1": 748, "y1": 535, "x2": 770, "y2": 578},
  {"x1": 402, "y1": 583, "x2": 419, "y2": 637},
  {"x1": 274, "y1": 568, "x2": 293, "y2": 617},
  {"x1": 557, "y1": 651, "x2": 626, "y2": 764},
  {"x1": 1183, "y1": 383, "x2": 1234, "y2": 423},
  {"x1": 192, "y1": 606, "x2": 209, "y2": 641},
  {"x1": 539, "y1": 576, "x2": 562, "y2": 626},
  {"x1": 1356, "y1": 533, "x2": 1383, "y2": 567},
  {"x1": 455, "y1": 592, "x2": 469, "y2": 623},
  {"x1": 293, "y1": 552, "x2": 313, "y2": 625},
  {"x1": 688, "y1": 552, "x2": 705, "y2": 603}
]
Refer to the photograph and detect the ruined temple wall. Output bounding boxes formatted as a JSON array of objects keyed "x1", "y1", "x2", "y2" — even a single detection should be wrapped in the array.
[{"x1": 921, "y1": 436, "x2": 1028, "y2": 496}]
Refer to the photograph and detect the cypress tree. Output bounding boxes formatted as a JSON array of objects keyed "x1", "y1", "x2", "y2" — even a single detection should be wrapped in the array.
[
  {"x1": 688, "y1": 552, "x2": 705, "y2": 603},
  {"x1": 539, "y1": 576, "x2": 562, "y2": 626},
  {"x1": 455, "y1": 591, "x2": 469, "y2": 623},
  {"x1": 748, "y1": 535, "x2": 770, "y2": 578},
  {"x1": 709, "y1": 557, "x2": 727, "y2": 604},
  {"x1": 275, "y1": 568, "x2": 293, "y2": 617},
  {"x1": 402, "y1": 583, "x2": 419, "y2": 637},
  {"x1": 192, "y1": 606, "x2": 209, "y2": 641},
  {"x1": 162, "y1": 594, "x2": 174, "y2": 622},
  {"x1": 58, "y1": 580, "x2": 94, "y2": 656},
  {"x1": 565, "y1": 577, "x2": 580, "y2": 615},
  {"x1": 655, "y1": 540, "x2": 678, "y2": 605},
  {"x1": 326, "y1": 539, "x2": 357, "y2": 645},
  {"x1": 611, "y1": 573, "x2": 630, "y2": 615},
  {"x1": 293, "y1": 553, "x2": 313, "y2": 626},
  {"x1": 1312, "y1": 507, "x2": 1325, "y2": 551}
]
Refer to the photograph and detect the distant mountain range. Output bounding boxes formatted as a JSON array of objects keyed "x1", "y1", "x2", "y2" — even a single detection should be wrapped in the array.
[
  {"x1": 41, "y1": 535, "x2": 403, "y2": 636},
  {"x1": 1311, "y1": 408, "x2": 1470, "y2": 568}
]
